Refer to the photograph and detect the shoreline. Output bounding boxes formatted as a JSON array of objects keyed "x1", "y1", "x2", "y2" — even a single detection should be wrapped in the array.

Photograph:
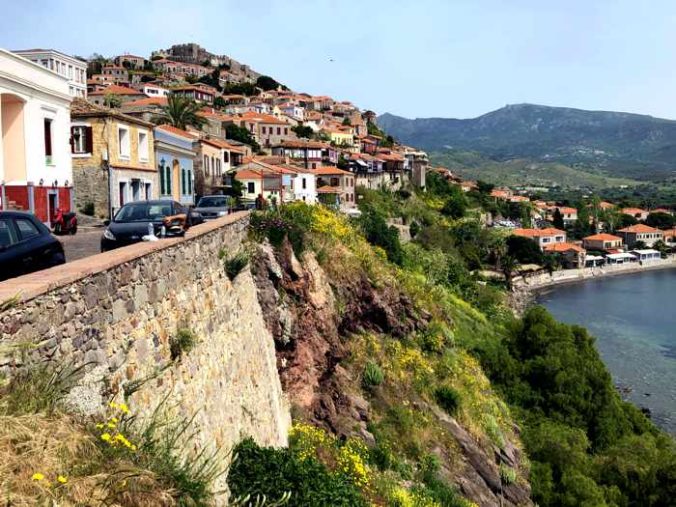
[{"x1": 509, "y1": 256, "x2": 676, "y2": 314}]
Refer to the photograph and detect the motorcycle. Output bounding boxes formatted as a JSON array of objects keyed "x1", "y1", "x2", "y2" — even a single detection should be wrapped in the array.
[{"x1": 51, "y1": 208, "x2": 78, "y2": 235}]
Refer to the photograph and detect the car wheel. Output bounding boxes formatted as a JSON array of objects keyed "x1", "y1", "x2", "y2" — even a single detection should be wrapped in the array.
[{"x1": 70, "y1": 224, "x2": 77, "y2": 235}]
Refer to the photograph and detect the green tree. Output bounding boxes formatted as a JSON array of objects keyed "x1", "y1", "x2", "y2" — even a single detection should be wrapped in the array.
[
  {"x1": 646, "y1": 211, "x2": 675, "y2": 229},
  {"x1": 291, "y1": 125, "x2": 314, "y2": 139},
  {"x1": 103, "y1": 93, "x2": 122, "y2": 108},
  {"x1": 156, "y1": 95, "x2": 206, "y2": 130},
  {"x1": 226, "y1": 124, "x2": 260, "y2": 152},
  {"x1": 256, "y1": 75, "x2": 285, "y2": 91},
  {"x1": 506, "y1": 236, "x2": 544, "y2": 265},
  {"x1": 552, "y1": 208, "x2": 565, "y2": 230},
  {"x1": 213, "y1": 96, "x2": 227, "y2": 109}
]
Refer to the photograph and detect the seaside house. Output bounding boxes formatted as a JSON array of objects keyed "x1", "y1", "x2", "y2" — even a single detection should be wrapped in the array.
[
  {"x1": 617, "y1": 224, "x2": 664, "y2": 248},
  {"x1": 154, "y1": 124, "x2": 196, "y2": 206},
  {"x1": 0, "y1": 48, "x2": 74, "y2": 223},
  {"x1": 71, "y1": 99, "x2": 156, "y2": 217},
  {"x1": 629, "y1": 249, "x2": 662, "y2": 262},
  {"x1": 513, "y1": 228, "x2": 567, "y2": 250},
  {"x1": 543, "y1": 242, "x2": 586, "y2": 269},
  {"x1": 582, "y1": 233, "x2": 623, "y2": 252},
  {"x1": 89, "y1": 85, "x2": 146, "y2": 106}
]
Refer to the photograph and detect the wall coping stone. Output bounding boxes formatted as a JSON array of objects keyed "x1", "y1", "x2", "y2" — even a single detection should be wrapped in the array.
[{"x1": 0, "y1": 211, "x2": 250, "y2": 305}]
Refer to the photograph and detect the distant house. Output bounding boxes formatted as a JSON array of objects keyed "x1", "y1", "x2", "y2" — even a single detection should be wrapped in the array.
[
  {"x1": 513, "y1": 228, "x2": 567, "y2": 250},
  {"x1": 582, "y1": 233, "x2": 623, "y2": 251},
  {"x1": 664, "y1": 228, "x2": 676, "y2": 247},
  {"x1": 311, "y1": 166, "x2": 356, "y2": 210},
  {"x1": 231, "y1": 112, "x2": 295, "y2": 150},
  {"x1": 142, "y1": 84, "x2": 170, "y2": 97},
  {"x1": 555, "y1": 206, "x2": 578, "y2": 226},
  {"x1": 271, "y1": 140, "x2": 336, "y2": 169},
  {"x1": 121, "y1": 96, "x2": 168, "y2": 123},
  {"x1": 114, "y1": 54, "x2": 146, "y2": 69},
  {"x1": 617, "y1": 224, "x2": 663, "y2": 248},
  {"x1": 89, "y1": 84, "x2": 146, "y2": 106},
  {"x1": 101, "y1": 65, "x2": 129, "y2": 85},
  {"x1": 621, "y1": 207, "x2": 649, "y2": 221},
  {"x1": 171, "y1": 84, "x2": 215, "y2": 104},
  {"x1": 543, "y1": 242, "x2": 586, "y2": 269},
  {"x1": 629, "y1": 249, "x2": 662, "y2": 262},
  {"x1": 13, "y1": 48, "x2": 87, "y2": 98},
  {"x1": 154, "y1": 124, "x2": 196, "y2": 206}
]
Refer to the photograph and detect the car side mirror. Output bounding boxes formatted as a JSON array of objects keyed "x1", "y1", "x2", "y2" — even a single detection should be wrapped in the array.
[{"x1": 103, "y1": 219, "x2": 111, "y2": 226}]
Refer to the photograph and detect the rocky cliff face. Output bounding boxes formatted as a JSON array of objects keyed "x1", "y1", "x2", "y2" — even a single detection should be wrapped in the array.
[{"x1": 252, "y1": 239, "x2": 532, "y2": 507}]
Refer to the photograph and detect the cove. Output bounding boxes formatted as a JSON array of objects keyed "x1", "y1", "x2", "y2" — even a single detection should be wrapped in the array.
[{"x1": 537, "y1": 268, "x2": 676, "y2": 435}]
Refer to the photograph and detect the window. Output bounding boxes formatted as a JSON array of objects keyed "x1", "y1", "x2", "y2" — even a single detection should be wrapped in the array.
[
  {"x1": 223, "y1": 151, "x2": 229, "y2": 163},
  {"x1": 145, "y1": 182, "x2": 152, "y2": 200},
  {"x1": 187, "y1": 170, "x2": 193, "y2": 195},
  {"x1": 277, "y1": 127, "x2": 281, "y2": 135},
  {"x1": 247, "y1": 182, "x2": 255, "y2": 193},
  {"x1": 302, "y1": 177, "x2": 307, "y2": 189},
  {"x1": 44, "y1": 119, "x2": 53, "y2": 164},
  {"x1": 71, "y1": 125, "x2": 92, "y2": 154},
  {"x1": 118, "y1": 126, "x2": 130, "y2": 159},
  {"x1": 138, "y1": 130, "x2": 149, "y2": 161},
  {"x1": 0, "y1": 220, "x2": 17, "y2": 247},
  {"x1": 261, "y1": 126, "x2": 266, "y2": 134},
  {"x1": 131, "y1": 179, "x2": 142, "y2": 201},
  {"x1": 182, "y1": 168, "x2": 187, "y2": 195},
  {"x1": 284, "y1": 128, "x2": 288, "y2": 135},
  {"x1": 204, "y1": 155, "x2": 209, "y2": 176}
]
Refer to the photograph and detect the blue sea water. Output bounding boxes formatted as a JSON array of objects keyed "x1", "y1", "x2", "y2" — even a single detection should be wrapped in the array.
[{"x1": 537, "y1": 268, "x2": 676, "y2": 435}]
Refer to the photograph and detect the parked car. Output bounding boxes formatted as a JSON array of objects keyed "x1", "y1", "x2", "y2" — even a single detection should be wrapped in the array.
[
  {"x1": 0, "y1": 211, "x2": 65, "y2": 281},
  {"x1": 101, "y1": 200, "x2": 196, "y2": 252},
  {"x1": 193, "y1": 195, "x2": 231, "y2": 220}
]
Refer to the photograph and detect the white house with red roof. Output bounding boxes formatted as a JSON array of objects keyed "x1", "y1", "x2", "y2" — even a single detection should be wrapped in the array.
[{"x1": 513, "y1": 228, "x2": 567, "y2": 250}]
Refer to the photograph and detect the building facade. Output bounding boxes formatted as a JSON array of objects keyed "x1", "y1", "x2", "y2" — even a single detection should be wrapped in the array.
[
  {"x1": 154, "y1": 125, "x2": 195, "y2": 206},
  {"x1": 13, "y1": 49, "x2": 87, "y2": 98},
  {"x1": 71, "y1": 99, "x2": 157, "y2": 218},
  {"x1": 0, "y1": 48, "x2": 74, "y2": 223}
]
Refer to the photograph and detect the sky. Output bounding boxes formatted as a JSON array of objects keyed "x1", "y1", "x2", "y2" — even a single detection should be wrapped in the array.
[{"x1": 3, "y1": 0, "x2": 676, "y2": 120}]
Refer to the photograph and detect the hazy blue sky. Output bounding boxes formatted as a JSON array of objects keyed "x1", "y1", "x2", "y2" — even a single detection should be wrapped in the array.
[{"x1": 2, "y1": 0, "x2": 676, "y2": 119}]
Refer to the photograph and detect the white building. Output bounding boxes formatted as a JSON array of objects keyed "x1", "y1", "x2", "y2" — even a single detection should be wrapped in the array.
[
  {"x1": 290, "y1": 167, "x2": 317, "y2": 204},
  {"x1": 0, "y1": 48, "x2": 74, "y2": 223},
  {"x1": 142, "y1": 84, "x2": 170, "y2": 97},
  {"x1": 13, "y1": 49, "x2": 87, "y2": 98}
]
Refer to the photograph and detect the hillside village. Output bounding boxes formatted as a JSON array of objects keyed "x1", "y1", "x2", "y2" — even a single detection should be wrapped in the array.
[{"x1": 0, "y1": 42, "x2": 674, "y2": 272}]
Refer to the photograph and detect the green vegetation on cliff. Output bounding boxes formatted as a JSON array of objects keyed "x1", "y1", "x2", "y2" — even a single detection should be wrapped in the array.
[{"x1": 238, "y1": 176, "x2": 675, "y2": 506}]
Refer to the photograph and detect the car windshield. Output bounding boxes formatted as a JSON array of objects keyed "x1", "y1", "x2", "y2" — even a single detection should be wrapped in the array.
[
  {"x1": 197, "y1": 196, "x2": 228, "y2": 208},
  {"x1": 114, "y1": 203, "x2": 172, "y2": 222}
]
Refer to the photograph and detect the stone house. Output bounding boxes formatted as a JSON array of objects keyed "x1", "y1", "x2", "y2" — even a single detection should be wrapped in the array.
[
  {"x1": 113, "y1": 54, "x2": 146, "y2": 69},
  {"x1": 101, "y1": 65, "x2": 129, "y2": 85},
  {"x1": 543, "y1": 242, "x2": 586, "y2": 269},
  {"x1": 171, "y1": 84, "x2": 215, "y2": 104},
  {"x1": 154, "y1": 125, "x2": 196, "y2": 206},
  {"x1": 617, "y1": 224, "x2": 664, "y2": 248},
  {"x1": 311, "y1": 166, "x2": 356, "y2": 210},
  {"x1": 271, "y1": 140, "x2": 337, "y2": 169},
  {"x1": 231, "y1": 112, "x2": 296, "y2": 151},
  {"x1": 70, "y1": 99, "x2": 157, "y2": 218}
]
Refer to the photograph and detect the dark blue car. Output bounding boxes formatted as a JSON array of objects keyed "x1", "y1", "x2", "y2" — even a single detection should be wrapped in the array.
[{"x1": 0, "y1": 211, "x2": 66, "y2": 281}]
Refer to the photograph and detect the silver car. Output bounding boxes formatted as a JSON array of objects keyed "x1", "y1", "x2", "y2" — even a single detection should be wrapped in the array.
[{"x1": 193, "y1": 195, "x2": 231, "y2": 220}]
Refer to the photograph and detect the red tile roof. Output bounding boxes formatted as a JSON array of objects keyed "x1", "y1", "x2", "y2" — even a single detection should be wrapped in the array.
[
  {"x1": 123, "y1": 97, "x2": 168, "y2": 107},
  {"x1": 89, "y1": 84, "x2": 144, "y2": 96},
  {"x1": 311, "y1": 166, "x2": 352, "y2": 176},
  {"x1": 316, "y1": 185, "x2": 342, "y2": 194},
  {"x1": 617, "y1": 224, "x2": 662, "y2": 233},
  {"x1": 155, "y1": 124, "x2": 196, "y2": 140},
  {"x1": 583, "y1": 233, "x2": 622, "y2": 242},
  {"x1": 543, "y1": 242, "x2": 585, "y2": 253},
  {"x1": 513, "y1": 228, "x2": 565, "y2": 238}
]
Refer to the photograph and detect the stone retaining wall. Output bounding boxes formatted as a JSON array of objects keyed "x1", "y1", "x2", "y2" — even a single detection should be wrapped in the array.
[{"x1": 0, "y1": 212, "x2": 291, "y2": 494}]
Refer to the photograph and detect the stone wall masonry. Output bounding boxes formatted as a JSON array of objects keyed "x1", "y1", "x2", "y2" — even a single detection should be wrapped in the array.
[{"x1": 0, "y1": 212, "x2": 291, "y2": 494}]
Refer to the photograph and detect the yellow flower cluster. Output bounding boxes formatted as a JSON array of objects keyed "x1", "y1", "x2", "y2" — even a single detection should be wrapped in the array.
[
  {"x1": 95, "y1": 402, "x2": 137, "y2": 451},
  {"x1": 388, "y1": 487, "x2": 440, "y2": 507},
  {"x1": 289, "y1": 422, "x2": 330, "y2": 461},
  {"x1": 311, "y1": 206, "x2": 352, "y2": 239},
  {"x1": 337, "y1": 438, "x2": 371, "y2": 488},
  {"x1": 31, "y1": 472, "x2": 68, "y2": 486}
]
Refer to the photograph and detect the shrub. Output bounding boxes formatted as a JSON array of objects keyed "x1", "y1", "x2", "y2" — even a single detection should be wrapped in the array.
[
  {"x1": 409, "y1": 220, "x2": 420, "y2": 238},
  {"x1": 81, "y1": 201, "x2": 95, "y2": 216},
  {"x1": 169, "y1": 328, "x2": 197, "y2": 360},
  {"x1": 225, "y1": 251, "x2": 250, "y2": 281},
  {"x1": 434, "y1": 386, "x2": 461, "y2": 416},
  {"x1": 358, "y1": 206, "x2": 404, "y2": 265},
  {"x1": 499, "y1": 464, "x2": 517, "y2": 485},
  {"x1": 228, "y1": 438, "x2": 367, "y2": 506},
  {"x1": 362, "y1": 361, "x2": 385, "y2": 390}
]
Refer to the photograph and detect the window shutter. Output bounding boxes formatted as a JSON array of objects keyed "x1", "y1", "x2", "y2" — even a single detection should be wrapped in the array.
[
  {"x1": 85, "y1": 126, "x2": 93, "y2": 153},
  {"x1": 69, "y1": 127, "x2": 75, "y2": 153}
]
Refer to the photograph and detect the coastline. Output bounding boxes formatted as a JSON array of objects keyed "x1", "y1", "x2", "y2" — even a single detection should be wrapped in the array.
[{"x1": 509, "y1": 255, "x2": 676, "y2": 314}]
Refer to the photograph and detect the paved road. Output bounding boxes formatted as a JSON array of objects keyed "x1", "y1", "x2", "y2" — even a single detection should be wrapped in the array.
[{"x1": 60, "y1": 228, "x2": 102, "y2": 262}]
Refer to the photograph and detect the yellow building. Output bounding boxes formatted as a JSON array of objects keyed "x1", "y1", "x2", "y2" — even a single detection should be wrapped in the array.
[{"x1": 70, "y1": 99, "x2": 157, "y2": 218}]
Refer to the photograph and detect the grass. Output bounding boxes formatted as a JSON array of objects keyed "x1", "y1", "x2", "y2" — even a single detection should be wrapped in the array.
[
  {"x1": 169, "y1": 328, "x2": 198, "y2": 361},
  {"x1": 224, "y1": 251, "x2": 250, "y2": 281},
  {"x1": 0, "y1": 361, "x2": 225, "y2": 506}
]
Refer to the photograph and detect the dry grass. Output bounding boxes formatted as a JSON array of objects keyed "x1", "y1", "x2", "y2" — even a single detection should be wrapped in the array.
[{"x1": 0, "y1": 412, "x2": 178, "y2": 507}]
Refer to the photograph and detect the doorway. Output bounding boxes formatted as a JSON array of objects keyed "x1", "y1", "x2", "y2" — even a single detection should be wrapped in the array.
[{"x1": 47, "y1": 190, "x2": 58, "y2": 224}]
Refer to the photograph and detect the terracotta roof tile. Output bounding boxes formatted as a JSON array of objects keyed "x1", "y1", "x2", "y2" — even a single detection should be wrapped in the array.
[{"x1": 89, "y1": 84, "x2": 143, "y2": 96}]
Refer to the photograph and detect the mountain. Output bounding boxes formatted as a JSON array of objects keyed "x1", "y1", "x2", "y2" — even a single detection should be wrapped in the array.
[{"x1": 378, "y1": 104, "x2": 676, "y2": 180}]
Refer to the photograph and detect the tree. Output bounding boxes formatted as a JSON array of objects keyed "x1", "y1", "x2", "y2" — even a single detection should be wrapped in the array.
[
  {"x1": 507, "y1": 236, "x2": 544, "y2": 265},
  {"x1": 103, "y1": 93, "x2": 122, "y2": 108},
  {"x1": 291, "y1": 124, "x2": 314, "y2": 139},
  {"x1": 185, "y1": 74, "x2": 199, "y2": 84},
  {"x1": 617, "y1": 213, "x2": 638, "y2": 228},
  {"x1": 441, "y1": 196, "x2": 467, "y2": 219},
  {"x1": 476, "y1": 180, "x2": 495, "y2": 195},
  {"x1": 342, "y1": 117, "x2": 352, "y2": 126},
  {"x1": 552, "y1": 208, "x2": 565, "y2": 230},
  {"x1": 213, "y1": 96, "x2": 227, "y2": 109},
  {"x1": 646, "y1": 212, "x2": 675, "y2": 229},
  {"x1": 225, "y1": 124, "x2": 260, "y2": 152},
  {"x1": 156, "y1": 95, "x2": 206, "y2": 130},
  {"x1": 256, "y1": 75, "x2": 284, "y2": 91}
]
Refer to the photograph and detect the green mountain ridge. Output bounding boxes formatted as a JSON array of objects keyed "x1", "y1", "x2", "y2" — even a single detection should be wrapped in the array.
[{"x1": 378, "y1": 104, "x2": 676, "y2": 181}]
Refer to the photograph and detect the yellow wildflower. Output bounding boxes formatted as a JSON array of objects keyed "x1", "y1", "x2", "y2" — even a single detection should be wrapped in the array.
[
  {"x1": 31, "y1": 473, "x2": 45, "y2": 481},
  {"x1": 109, "y1": 402, "x2": 118, "y2": 409},
  {"x1": 107, "y1": 422, "x2": 116, "y2": 429},
  {"x1": 96, "y1": 423, "x2": 104, "y2": 429},
  {"x1": 131, "y1": 444, "x2": 137, "y2": 451},
  {"x1": 101, "y1": 433, "x2": 112, "y2": 442},
  {"x1": 57, "y1": 475, "x2": 68, "y2": 484},
  {"x1": 111, "y1": 417, "x2": 119, "y2": 423},
  {"x1": 118, "y1": 403, "x2": 130, "y2": 414}
]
